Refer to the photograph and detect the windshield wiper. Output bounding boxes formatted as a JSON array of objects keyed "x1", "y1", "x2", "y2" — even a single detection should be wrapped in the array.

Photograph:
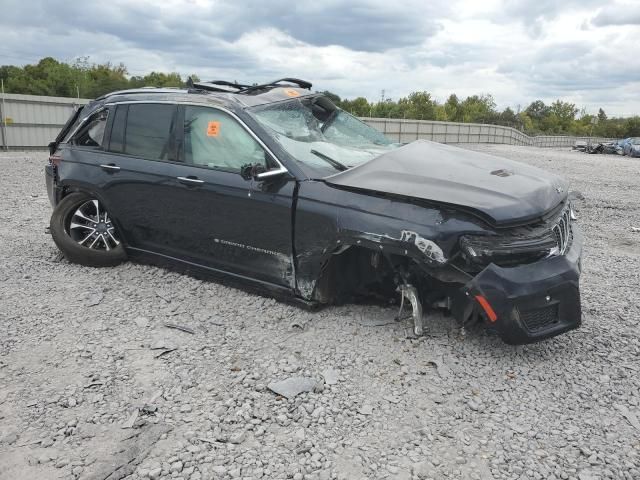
[{"x1": 310, "y1": 149, "x2": 348, "y2": 171}]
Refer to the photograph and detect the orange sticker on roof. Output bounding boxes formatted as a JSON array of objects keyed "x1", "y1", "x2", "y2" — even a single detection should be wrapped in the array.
[
  {"x1": 284, "y1": 88, "x2": 300, "y2": 97},
  {"x1": 207, "y1": 121, "x2": 220, "y2": 137}
]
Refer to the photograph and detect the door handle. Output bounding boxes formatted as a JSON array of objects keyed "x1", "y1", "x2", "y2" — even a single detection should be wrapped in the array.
[
  {"x1": 177, "y1": 176, "x2": 204, "y2": 186},
  {"x1": 100, "y1": 163, "x2": 121, "y2": 172}
]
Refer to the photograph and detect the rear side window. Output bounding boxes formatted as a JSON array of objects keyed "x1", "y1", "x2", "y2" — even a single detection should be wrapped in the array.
[
  {"x1": 183, "y1": 106, "x2": 266, "y2": 172},
  {"x1": 73, "y1": 110, "x2": 108, "y2": 148},
  {"x1": 122, "y1": 104, "x2": 177, "y2": 160}
]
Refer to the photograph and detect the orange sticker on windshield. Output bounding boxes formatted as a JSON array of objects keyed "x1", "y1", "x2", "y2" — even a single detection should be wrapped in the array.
[
  {"x1": 207, "y1": 121, "x2": 220, "y2": 137},
  {"x1": 284, "y1": 88, "x2": 300, "y2": 97}
]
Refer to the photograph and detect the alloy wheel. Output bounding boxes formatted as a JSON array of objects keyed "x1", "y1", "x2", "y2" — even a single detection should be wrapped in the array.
[{"x1": 66, "y1": 199, "x2": 120, "y2": 251}]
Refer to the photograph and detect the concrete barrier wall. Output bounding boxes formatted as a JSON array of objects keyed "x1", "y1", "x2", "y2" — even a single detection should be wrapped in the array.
[
  {"x1": 0, "y1": 93, "x2": 91, "y2": 149},
  {"x1": 0, "y1": 93, "x2": 613, "y2": 149},
  {"x1": 361, "y1": 118, "x2": 614, "y2": 148}
]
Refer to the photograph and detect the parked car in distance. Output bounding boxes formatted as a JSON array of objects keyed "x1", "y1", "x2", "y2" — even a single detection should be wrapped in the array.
[
  {"x1": 45, "y1": 78, "x2": 582, "y2": 345},
  {"x1": 612, "y1": 138, "x2": 627, "y2": 155},
  {"x1": 623, "y1": 137, "x2": 640, "y2": 157},
  {"x1": 572, "y1": 140, "x2": 587, "y2": 152}
]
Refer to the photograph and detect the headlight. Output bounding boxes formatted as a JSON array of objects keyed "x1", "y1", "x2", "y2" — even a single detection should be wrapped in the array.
[{"x1": 460, "y1": 233, "x2": 558, "y2": 267}]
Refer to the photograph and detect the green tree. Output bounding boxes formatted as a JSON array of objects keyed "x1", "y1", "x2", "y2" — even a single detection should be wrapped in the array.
[
  {"x1": 499, "y1": 107, "x2": 518, "y2": 127},
  {"x1": 525, "y1": 100, "x2": 549, "y2": 120},
  {"x1": 1, "y1": 56, "x2": 639, "y2": 138},
  {"x1": 397, "y1": 91, "x2": 437, "y2": 120},
  {"x1": 85, "y1": 62, "x2": 129, "y2": 98},
  {"x1": 597, "y1": 108, "x2": 607, "y2": 123},
  {"x1": 434, "y1": 104, "x2": 448, "y2": 121},
  {"x1": 129, "y1": 71, "x2": 183, "y2": 88},
  {"x1": 371, "y1": 99, "x2": 403, "y2": 118},
  {"x1": 340, "y1": 97, "x2": 371, "y2": 117},
  {"x1": 444, "y1": 94, "x2": 461, "y2": 121},
  {"x1": 624, "y1": 117, "x2": 640, "y2": 137},
  {"x1": 549, "y1": 100, "x2": 578, "y2": 132},
  {"x1": 458, "y1": 94, "x2": 497, "y2": 123},
  {"x1": 518, "y1": 112, "x2": 534, "y2": 132}
]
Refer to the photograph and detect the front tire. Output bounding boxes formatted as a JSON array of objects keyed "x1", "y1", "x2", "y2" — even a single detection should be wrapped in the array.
[{"x1": 50, "y1": 192, "x2": 127, "y2": 267}]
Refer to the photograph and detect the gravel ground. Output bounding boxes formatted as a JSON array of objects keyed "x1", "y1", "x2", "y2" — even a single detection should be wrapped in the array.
[{"x1": 0, "y1": 145, "x2": 639, "y2": 480}]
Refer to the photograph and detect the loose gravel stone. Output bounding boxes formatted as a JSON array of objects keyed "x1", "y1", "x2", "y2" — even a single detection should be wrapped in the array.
[{"x1": 0, "y1": 147, "x2": 639, "y2": 479}]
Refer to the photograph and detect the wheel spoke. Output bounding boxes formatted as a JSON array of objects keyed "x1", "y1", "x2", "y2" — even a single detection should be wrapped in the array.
[
  {"x1": 92, "y1": 199, "x2": 101, "y2": 222},
  {"x1": 70, "y1": 222, "x2": 93, "y2": 230},
  {"x1": 88, "y1": 235, "x2": 100, "y2": 249},
  {"x1": 102, "y1": 234, "x2": 111, "y2": 251},
  {"x1": 72, "y1": 209, "x2": 96, "y2": 224},
  {"x1": 78, "y1": 230, "x2": 96, "y2": 245},
  {"x1": 107, "y1": 230, "x2": 120, "y2": 246}
]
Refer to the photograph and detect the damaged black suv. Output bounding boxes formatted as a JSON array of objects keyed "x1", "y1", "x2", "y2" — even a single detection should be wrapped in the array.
[{"x1": 45, "y1": 78, "x2": 582, "y2": 344}]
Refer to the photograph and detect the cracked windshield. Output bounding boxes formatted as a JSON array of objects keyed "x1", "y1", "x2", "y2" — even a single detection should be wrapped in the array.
[{"x1": 249, "y1": 96, "x2": 397, "y2": 176}]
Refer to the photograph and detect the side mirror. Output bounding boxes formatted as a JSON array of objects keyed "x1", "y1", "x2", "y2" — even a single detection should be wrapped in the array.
[
  {"x1": 241, "y1": 163, "x2": 288, "y2": 181},
  {"x1": 240, "y1": 163, "x2": 266, "y2": 181},
  {"x1": 256, "y1": 152, "x2": 288, "y2": 180},
  {"x1": 255, "y1": 166, "x2": 288, "y2": 181}
]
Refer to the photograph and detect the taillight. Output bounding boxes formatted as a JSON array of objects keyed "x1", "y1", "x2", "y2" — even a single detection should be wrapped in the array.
[{"x1": 49, "y1": 154, "x2": 62, "y2": 167}]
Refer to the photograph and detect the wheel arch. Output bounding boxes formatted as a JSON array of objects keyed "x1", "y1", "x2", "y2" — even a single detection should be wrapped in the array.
[{"x1": 55, "y1": 184, "x2": 131, "y2": 248}]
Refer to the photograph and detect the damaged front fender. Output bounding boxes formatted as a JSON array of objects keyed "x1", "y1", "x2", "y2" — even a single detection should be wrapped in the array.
[{"x1": 292, "y1": 181, "x2": 485, "y2": 301}]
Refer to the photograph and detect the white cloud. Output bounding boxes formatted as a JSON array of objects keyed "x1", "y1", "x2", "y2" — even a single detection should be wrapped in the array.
[{"x1": 0, "y1": 0, "x2": 638, "y2": 116}]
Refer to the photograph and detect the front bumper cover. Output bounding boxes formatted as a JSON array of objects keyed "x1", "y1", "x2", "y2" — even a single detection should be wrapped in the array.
[{"x1": 453, "y1": 226, "x2": 583, "y2": 344}]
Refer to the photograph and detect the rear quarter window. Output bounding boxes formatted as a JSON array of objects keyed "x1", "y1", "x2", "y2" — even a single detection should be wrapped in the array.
[{"x1": 72, "y1": 109, "x2": 109, "y2": 148}]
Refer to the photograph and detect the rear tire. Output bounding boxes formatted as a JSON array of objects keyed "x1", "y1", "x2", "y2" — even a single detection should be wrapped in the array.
[{"x1": 50, "y1": 192, "x2": 127, "y2": 267}]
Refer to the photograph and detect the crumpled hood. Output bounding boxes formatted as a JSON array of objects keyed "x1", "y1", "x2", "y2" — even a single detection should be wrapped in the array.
[{"x1": 325, "y1": 140, "x2": 568, "y2": 226}]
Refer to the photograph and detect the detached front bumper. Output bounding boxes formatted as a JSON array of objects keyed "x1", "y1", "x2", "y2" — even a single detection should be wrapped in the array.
[{"x1": 453, "y1": 227, "x2": 583, "y2": 345}]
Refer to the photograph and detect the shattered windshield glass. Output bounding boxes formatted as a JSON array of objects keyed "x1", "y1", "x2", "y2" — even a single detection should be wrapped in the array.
[{"x1": 248, "y1": 96, "x2": 397, "y2": 175}]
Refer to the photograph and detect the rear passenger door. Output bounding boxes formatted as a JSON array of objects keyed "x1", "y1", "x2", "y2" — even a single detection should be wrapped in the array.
[{"x1": 97, "y1": 102, "x2": 187, "y2": 254}]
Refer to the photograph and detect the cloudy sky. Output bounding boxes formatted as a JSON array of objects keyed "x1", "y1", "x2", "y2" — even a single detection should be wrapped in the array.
[{"x1": 1, "y1": 0, "x2": 639, "y2": 115}]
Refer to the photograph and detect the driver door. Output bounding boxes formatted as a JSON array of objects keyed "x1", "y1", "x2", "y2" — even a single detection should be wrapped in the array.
[{"x1": 165, "y1": 105, "x2": 296, "y2": 287}]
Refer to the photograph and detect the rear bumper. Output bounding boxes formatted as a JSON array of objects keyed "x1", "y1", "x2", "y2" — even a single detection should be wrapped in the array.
[
  {"x1": 453, "y1": 226, "x2": 583, "y2": 344},
  {"x1": 45, "y1": 165, "x2": 57, "y2": 207}
]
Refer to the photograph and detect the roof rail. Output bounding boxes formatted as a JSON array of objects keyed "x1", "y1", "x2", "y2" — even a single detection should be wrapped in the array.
[
  {"x1": 238, "y1": 78, "x2": 312, "y2": 94},
  {"x1": 96, "y1": 86, "x2": 185, "y2": 101}
]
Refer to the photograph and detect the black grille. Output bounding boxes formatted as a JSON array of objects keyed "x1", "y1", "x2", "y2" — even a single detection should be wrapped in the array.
[{"x1": 519, "y1": 304, "x2": 559, "y2": 332}]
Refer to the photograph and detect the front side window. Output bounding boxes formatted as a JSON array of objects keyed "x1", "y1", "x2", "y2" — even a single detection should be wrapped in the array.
[
  {"x1": 124, "y1": 104, "x2": 177, "y2": 161},
  {"x1": 249, "y1": 95, "x2": 396, "y2": 176},
  {"x1": 73, "y1": 109, "x2": 108, "y2": 148},
  {"x1": 183, "y1": 106, "x2": 266, "y2": 172}
]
